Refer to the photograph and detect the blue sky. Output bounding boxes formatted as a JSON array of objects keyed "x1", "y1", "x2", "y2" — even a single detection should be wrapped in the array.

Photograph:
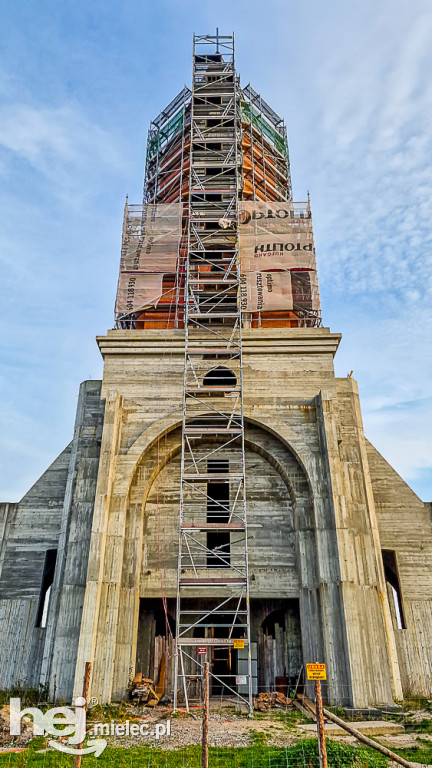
[{"x1": 1, "y1": 0, "x2": 431, "y2": 501}]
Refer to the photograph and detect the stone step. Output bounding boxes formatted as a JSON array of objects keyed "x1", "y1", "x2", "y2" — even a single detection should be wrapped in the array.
[{"x1": 299, "y1": 721, "x2": 404, "y2": 737}]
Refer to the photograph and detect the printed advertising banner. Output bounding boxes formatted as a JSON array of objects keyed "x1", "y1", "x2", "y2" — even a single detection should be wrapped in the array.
[
  {"x1": 120, "y1": 203, "x2": 182, "y2": 273},
  {"x1": 239, "y1": 202, "x2": 316, "y2": 273},
  {"x1": 240, "y1": 234, "x2": 316, "y2": 272},
  {"x1": 239, "y1": 202, "x2": 313, "y2": 235},
  {"x1": 127, "y1": 203, "x2": 182, "y2": 236},
  {"x1": 120, "y1": 243, "x2": 179, "y2": 273},
  {"x1": 116, "y1": 203, "x2": 182, "y2": 316},
  {"x1": 238, "y1": 202, "x2": 320, "y2": 314},
  {"x1": 115, "y1": 273, "x2": 164, "y2": 316},
  {"x1": 239, "y1": 272, "x2": 293, "y2": 312}
]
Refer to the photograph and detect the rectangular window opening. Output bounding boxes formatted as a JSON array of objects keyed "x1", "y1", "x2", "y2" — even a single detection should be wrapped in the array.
[
  {"x1": 207, "y1": 459, "x2": 230, "y2": 567},
  {"x1": 382, "y1": 549, "x2": 406, "y2": 630},
  {"x1": 35, "y1": 549, "x2": 57, "y2": 628}
]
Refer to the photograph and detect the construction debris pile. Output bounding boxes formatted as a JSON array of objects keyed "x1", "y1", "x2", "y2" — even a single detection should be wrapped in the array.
[
  {"x1": 253, "y1": 691, "x2": 292, "y2": 711},
  {"x1": 130, "y1": 673, "x2": 162, "y2": 707}
]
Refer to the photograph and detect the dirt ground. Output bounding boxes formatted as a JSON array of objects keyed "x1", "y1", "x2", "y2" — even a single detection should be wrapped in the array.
[{"x1": 0, "y1": 705, "x2": 35, "y2": 747}]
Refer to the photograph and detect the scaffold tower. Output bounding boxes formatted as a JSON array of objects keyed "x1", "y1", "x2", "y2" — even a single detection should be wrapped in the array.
[{"x1": 173, "y1": 32, "x2": 253, "y2": 713}]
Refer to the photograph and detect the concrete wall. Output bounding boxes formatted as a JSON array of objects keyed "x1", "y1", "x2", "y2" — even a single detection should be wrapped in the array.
[
  {"x1": 367, "y1": 442, "x2": 432, "y2": 696},
  {"x1": 2, "y1": 326, "x2": 431, "y2": 706},
  {"x1": 0, "y1": 380, "x2": 103, "y2": 699},
  {"x1": 0, "y1": 449, "x2": 71, "y2": 688},
  {"x1": 41, "y1": 380, "x2": 104, "y2": 701},
  {"x1": 72, "y1": 327, "x2": 418, "y2": 707}
]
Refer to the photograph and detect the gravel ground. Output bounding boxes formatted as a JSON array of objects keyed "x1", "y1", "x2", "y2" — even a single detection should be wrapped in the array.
[
  {"x1": 2, "y1": 701, "x2": 432, "y2": 766},
  {"x1": 104, "y1": 711, "x2": 299, "y2": 749}
]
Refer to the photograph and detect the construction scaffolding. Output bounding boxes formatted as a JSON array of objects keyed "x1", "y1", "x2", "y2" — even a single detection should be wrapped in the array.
[
  {"x1": 173, "y1": 32, "x2": 253, "y2": 714},
  {"x1": 112, "y1": 32, "x2": 323, "y2": 707},
  {"x1": 114, "y1": 32, "x2": 321, "y2": 331},
  {"x1": 240, "y1": 83, "x2": 292, "y2": 203},
  {"x1": 114, "y1": 201, "x2": 184, "y2": 329},
  {"x1": 145, "y1": 86, "x2": 191, "y2": 206}
]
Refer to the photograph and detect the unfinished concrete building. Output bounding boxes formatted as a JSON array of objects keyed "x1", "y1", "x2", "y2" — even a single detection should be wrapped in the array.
[{"x1": 1, "y1": 33, "x2": 431, "y2": 711}]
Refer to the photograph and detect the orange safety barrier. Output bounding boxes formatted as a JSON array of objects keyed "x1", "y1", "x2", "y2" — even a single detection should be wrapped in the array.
[
  {"x1": 136, "y1": 312, "x2": 184, "y2": 329},
  {"x1": 251, "y1": 311, "x2": 305, "y2": 329}
]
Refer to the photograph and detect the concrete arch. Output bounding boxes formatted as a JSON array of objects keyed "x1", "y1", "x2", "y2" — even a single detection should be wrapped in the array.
[
  {"x1": 109, "y1": 416, "x2": 333, "y2": 700},
  {"x1": 124, "y1": 410, "x2": 319, "y2": 504},
  {"x1": 122, "y1": 406, "x2": 316, "y2": 494}
]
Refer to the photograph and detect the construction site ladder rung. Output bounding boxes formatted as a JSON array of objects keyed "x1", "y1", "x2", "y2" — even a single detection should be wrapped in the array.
[
  {"x1": 185, "y1": 427, "x2": 243, "y2": 436},
  {"x1": 181, "y1": 523, "x2": 245, "y2": 530},
  {"x1": 180, "y1": 578, "x2": 247, "y2": 585},
  {"x1": 182, "y1": 473, "x2": 243, "y2": 481},
  {"x1": 186, "y1": 348, "x2": 240, "y2": 355},
  {"x1": 177, "y1": 638, "x2": 249, "y2": 647},
  {"x1": 185, "y1": 386, "x2": 241, "y2": 392},
  {"x1": 188, "y1": 313, "x2": 239, "y2": 319}
]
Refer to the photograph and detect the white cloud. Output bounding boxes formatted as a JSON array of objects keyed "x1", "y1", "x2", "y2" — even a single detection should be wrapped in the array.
[
  {"x1": 286, "y1": 6, "x2": 432, "y2": 311},
  {"x1": 0, "y1": 98, "x2": 126, "y2": 201}
]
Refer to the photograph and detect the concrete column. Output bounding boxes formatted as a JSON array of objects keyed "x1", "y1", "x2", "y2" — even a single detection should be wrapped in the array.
[
  {"x1": 316, "y1": 385, "x2": 402, "y2": 706},
  {"x1": 72, "y1": 392, "x2": 125, "y2": 702},
  {"x1": 40, "y1": 380, "x2": 104, "y2": 701}
]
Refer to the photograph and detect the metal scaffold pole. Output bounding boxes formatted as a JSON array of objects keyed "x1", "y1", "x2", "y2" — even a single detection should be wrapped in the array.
[{"x1": 174, "y1": 32, "x2": 253, "y2": 715}]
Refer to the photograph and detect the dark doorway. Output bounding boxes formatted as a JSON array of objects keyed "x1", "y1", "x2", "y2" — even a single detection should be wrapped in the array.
[
  {"x1": 256, "y1": 599, "x2": 302, "y2": 691},
  {"x1": 136, "y1": 598, "x2": 176, "y2": 695}
]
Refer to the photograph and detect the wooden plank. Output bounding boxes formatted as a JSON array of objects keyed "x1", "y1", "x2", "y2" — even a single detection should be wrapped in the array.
[{"x1": 156, "y1": 651, "x2": 166, "y2": 698}]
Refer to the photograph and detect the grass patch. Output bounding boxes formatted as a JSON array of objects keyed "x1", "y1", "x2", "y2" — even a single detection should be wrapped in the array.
[
  {"x1": 324, "y1": 705, "x2": 346, "y2": 719},
  {"x1": 253, "y1": 708, "x2": 312, "y2": 726},
  {"x1": 1, "y1": 738, "x2": 389, "y2": 767},
  {"x1": 249, "y1": 730, "x2": 269, "y2": 746},
  {"x1": 400, "y1": 694, "x2": 432, "y2": 711},
  {"x1": 404, "y1": 716, "x2": 432, "y2": 734},
  {"x1": 395, "y1": 742, "x2": 432, "y2": 764},
  {"x1": 87, "y1": 704, "x2": 129, "y2": 723},
  {"x1": 0, "y1": 686, "x2": 49, "y2": 709}
]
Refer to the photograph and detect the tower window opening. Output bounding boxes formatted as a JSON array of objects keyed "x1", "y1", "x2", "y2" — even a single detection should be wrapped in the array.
[
  {"x1": 382, "y1": 550, "x2": 406, "y2": 629},
  {"x1": 207, "y1": 459, "x2": 230, "y2": 567},
  {"x1": 35, "y1": 549, "x2": 57, "y2": 628},
  {"x1": 203, "y1": 366, "x2": 236, "y2": 388}
]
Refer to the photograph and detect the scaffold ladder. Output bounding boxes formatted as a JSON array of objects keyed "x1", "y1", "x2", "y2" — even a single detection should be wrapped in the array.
[{"x1": 174, "y1": 32, "x2": 253, "y2": 714}]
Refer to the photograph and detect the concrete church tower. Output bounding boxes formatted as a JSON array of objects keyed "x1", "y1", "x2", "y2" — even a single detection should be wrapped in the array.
[{"x1": 1, "y1": 33, "x2": 431, "y2": 710}]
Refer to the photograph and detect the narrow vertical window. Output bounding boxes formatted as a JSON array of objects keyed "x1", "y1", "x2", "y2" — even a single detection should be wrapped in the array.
[
  {"x1": 207, "y1": 459, "x2": 230, "y2": 567},
  {"x1": 35, "y1": 549, "x2": 57, "y2": 628},
  {"x1": 382, "y1": 550, "x2": 406, "y2": 630}
]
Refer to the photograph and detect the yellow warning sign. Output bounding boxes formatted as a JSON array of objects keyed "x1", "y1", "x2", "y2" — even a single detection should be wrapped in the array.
[
  {"x1": 306, "y1": 663, "x2": 326, "y2": 680},
  {"x1": 233, "y1": 639, "x2": 245, "y2": 649}
]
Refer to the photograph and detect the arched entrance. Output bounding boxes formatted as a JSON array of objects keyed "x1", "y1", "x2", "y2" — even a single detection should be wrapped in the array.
[{"x1": 116, "y1": 419, "x2": 322, "y2": 702}]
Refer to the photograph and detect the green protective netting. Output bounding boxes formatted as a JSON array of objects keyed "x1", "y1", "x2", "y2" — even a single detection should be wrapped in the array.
[
  {"x1": 147, "y1": 108, "x2": 184, "y2": 161},
  {"x1": 240, "y1": 100, "x2": 288, "y2": 159}
]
